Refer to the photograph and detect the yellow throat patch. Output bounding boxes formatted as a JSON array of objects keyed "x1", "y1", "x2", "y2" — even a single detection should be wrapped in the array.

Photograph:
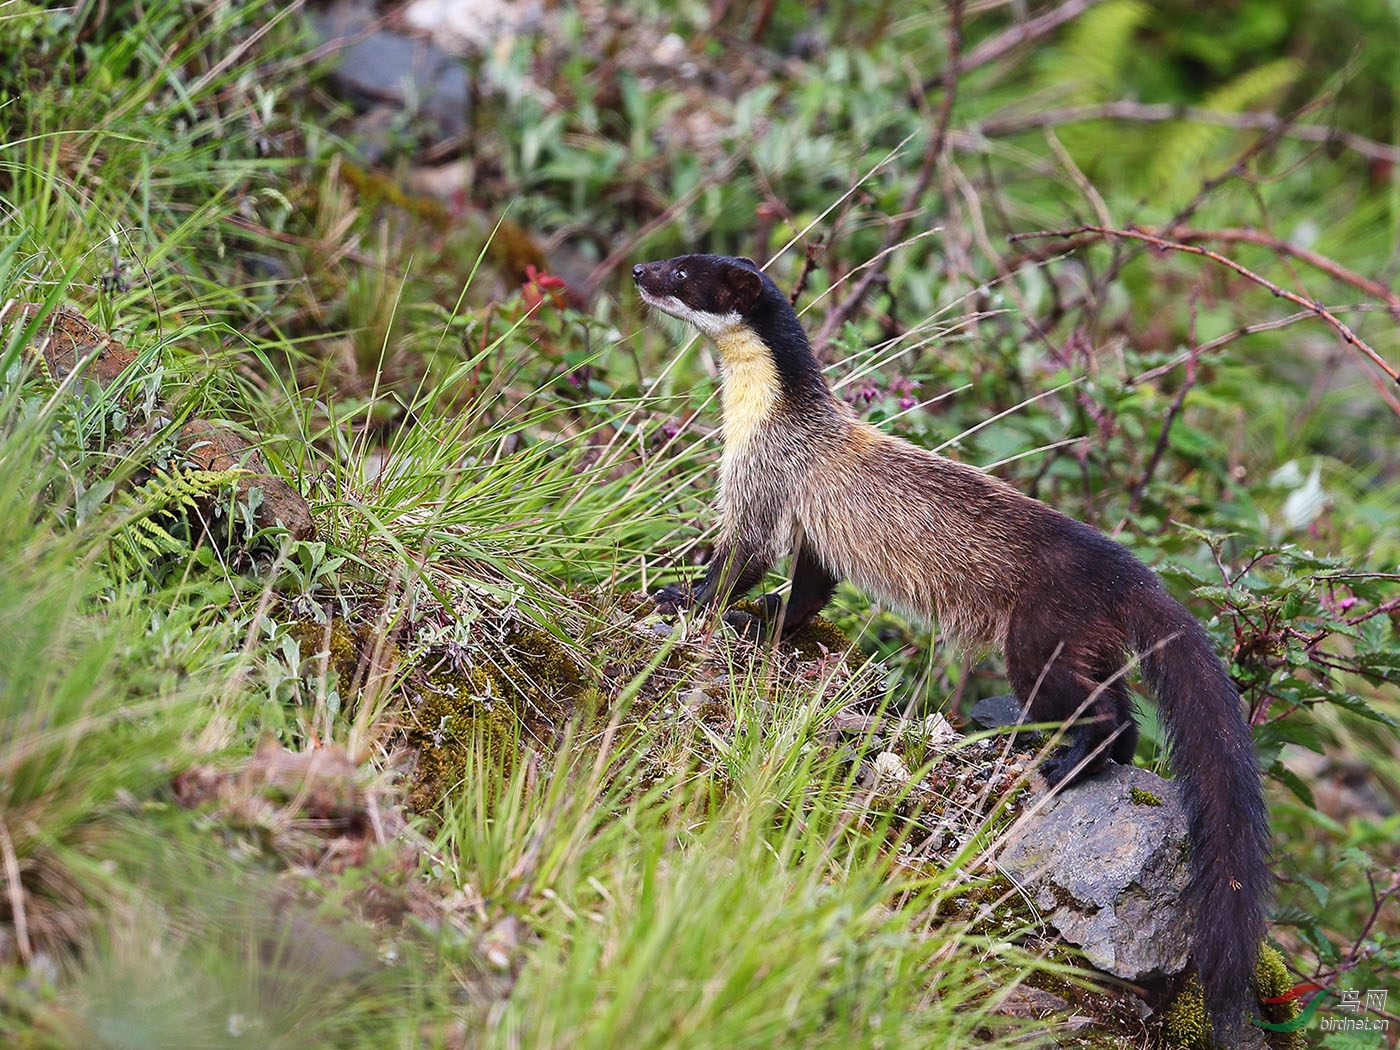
[{"x1": 712, "y1": 326, "x2": 780, "y2": 452}]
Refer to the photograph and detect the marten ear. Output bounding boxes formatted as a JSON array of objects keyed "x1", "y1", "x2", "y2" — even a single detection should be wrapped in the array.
[{"x1": 720, "y1": 265, "x2": 762, "y2": 314}]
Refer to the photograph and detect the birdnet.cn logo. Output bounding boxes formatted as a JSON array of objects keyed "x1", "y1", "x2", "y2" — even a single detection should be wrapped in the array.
[{"x1": 1253, "y1": 982, "x2": 1391, "y2": 1034}]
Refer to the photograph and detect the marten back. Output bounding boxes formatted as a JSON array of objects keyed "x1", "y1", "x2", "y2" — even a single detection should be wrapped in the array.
[{"x1": 795, "y1": 424, "x2": 1031, "y2": 644}]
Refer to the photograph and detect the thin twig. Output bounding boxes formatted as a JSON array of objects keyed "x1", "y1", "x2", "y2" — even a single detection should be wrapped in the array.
[
  {"x1": 581, "y1": 154, "x2": 744, "y2": 300},
  {"x1": 1129, "y1": 346, "x2": 1198, "y2": 513},
  {"x1": 1316, "y1": 871, "x2": 1400, "y2": 986},
  {"x1": 789, "y1": 240, "x2": 821, "y2": 305},
  {"x1": 1174, "y1": 227, "x2": 1400, "y2": 318},
  {"x1": 991, "y1": 98, "x2": 1332, "y2": 352},
  {"x1": 1164, "y1": 96, "x2": 1331, "y2": 236},
  {"x1": 1009, "y1": 223, "x2": 1400, "y2": 389},
  {"x1": 1127, "y1": 311, "x2": 1313, "y2": 387},
  {"x1": 1007, "y1": 225, "x2": 1400, "y2": 322},
  {"x1": 1126, "y1": 306, "x2": 1400, "y2": 430},
  {"x1": 961, "y1": 100, "x2": 1400, "y2": 166},
  {"x1": 1344, "y1": 593, "x2": 1400, "y2": 627},
  {"x1": 938, "y1": 0, "x2": 1101, "y2": 77}
]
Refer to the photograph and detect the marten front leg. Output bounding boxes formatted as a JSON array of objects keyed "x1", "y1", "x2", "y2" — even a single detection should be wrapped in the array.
[{"x1": 654, "y1": 536, "x2": 774, "y2": 615}]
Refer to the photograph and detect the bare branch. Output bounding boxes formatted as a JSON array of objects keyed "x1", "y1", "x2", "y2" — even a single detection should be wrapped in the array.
[
  {"x1": 959, "y1": 100, "x2": 1400, "y2": 167},
  {"x1": 946, "y1": 0, "x2": 1101, "y2": 75},
  {"x1": 1174, "y1": 227, "x2": 1400, "y2": 319},
  {"x1": 1128, "y1": 311, "x2": 1314, "y2": 387},
  {"x1": 1009, "y1": 223, "x2": 1400, "y2": 391},
  {"x1": 1129, "y1": 347, "x2": 1198, "y2": 514},
  {"x1": 581, "y1": 155, "x2": 743, "y2": 300}
]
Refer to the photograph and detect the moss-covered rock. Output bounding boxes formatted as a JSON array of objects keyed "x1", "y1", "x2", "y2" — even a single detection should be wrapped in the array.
[
  {"x1": 790, "y1": 615, "x2": 872, "y2": 677},
  {"x1": 406, "y1": 617, "x2": 604, "y2": 812},
  {"x1": 1161, "y1": 945, "x2": 1303, "y2": 1050},
  {"x1": 286, "y1": 617, "x2": 365, "y2": 690},
  {"x1": 407, "y1": 665, "x2": 522, "y2": 812},
  {"x1": 1255, "y1": 945, "x2": 1304, "y2": 1050}
]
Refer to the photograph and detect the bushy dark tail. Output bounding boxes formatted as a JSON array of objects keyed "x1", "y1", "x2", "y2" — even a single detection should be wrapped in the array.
[{"x1": 1132, "y1": 597, "x2": 1271, "y2": 1036}]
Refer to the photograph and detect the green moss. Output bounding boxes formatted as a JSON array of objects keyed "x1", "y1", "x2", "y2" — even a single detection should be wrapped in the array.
[
  {"x1": 286, "y1": 616, "x2": 381, "y2": 698},
  {"x1": 1161, "y1": 945, "x2": 1300, "y2": 1050},
  {"x1": 406, "y1": 620, "x2": 600, "y2": 812},
  {"x1": 504, "y1": 622, "x2": 590, "y2": 714},
  {"x1": 956, "y1": 873, "x2": 1041, "y2": 937},
  {"x1": 1255, "y1": 946, "x2": 1304, "y2": 1049},
  {"x1": 339, "y1": 159, "x2": 452, "y2": 225},
  {"x1": 407, "y1": 664, "x2": 521, "y2": 812},
  {"x1": 1130, "y1": 787, "x2": 1163, "y2": 806},
  {"x1": 1162, "y1": 974, "x2": 1212, "y2": 1050},
  {"x1": 282, "y1": 609, "x2": 599, "y2": 814},
  {"x1": 786, "y1": 614, "x2": 862, "y2": 670},
  {"x1": 286, "y1": 617, "x2": 355, "y2": 680},
  {"x1": 1254, "y1": 945, "x2": 1292, "y2": 1001}
]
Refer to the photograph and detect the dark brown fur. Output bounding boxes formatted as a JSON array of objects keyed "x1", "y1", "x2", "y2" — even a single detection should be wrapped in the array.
[{"x1": 634, "y1": 254, "x2": 1271, "y2": 1035}]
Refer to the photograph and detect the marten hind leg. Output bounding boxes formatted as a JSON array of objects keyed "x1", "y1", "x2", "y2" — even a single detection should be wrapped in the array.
[
  {"x1": 738, "y1": 545, "x2": 838, "y2": 639},
  {"x1": 777, "y1": 544, "x2": 839, "y2": 634},
  {"x1": 1108, "y1": 686, "x2": 1140, "y2": 765},
  {"x1": 1006, "y1": 620, "x2": 1137, "y2": 786}
]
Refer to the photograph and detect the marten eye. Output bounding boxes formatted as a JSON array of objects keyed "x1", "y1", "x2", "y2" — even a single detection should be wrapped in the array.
[{"x1": 673, "y1": 267, "x2": 687, "y2": 281}]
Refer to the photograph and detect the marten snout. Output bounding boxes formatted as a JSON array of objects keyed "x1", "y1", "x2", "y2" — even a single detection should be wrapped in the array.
[{"x1": 632, "y1": 259, "x2": 681, "y2": 302}]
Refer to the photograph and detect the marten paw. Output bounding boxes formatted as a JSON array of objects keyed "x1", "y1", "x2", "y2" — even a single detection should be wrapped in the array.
[
  {"x1": 721, "y1": 608, "x2": 768, "y2": 641},
  {"x1": 748, "y1": 592, "x2": 784, "y2": 620},
  {"x1": 1040, "y1": 752, "x2": 1078, "y2": 787},
  {"x1": 653, "y1": 582, "x2": 693, "y2": 614},
  {"x1": 1041, "y1": 746, "x2": 1109, "y2": 787}
]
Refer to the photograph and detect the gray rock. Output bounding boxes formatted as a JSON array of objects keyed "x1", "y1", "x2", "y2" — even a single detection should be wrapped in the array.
[
  {"x1": 999, "y1": 764, "x2": 1192, "y2": 983},
  {"x1": 995, "y1": 985, "x2": 1071, "y2": 1020},
  {"x1": 969, "y1": 692, "x2": 1026, "y2": 731},
  {"x1": 313, "y1": 0, "x2": 470, "y2": 150}
]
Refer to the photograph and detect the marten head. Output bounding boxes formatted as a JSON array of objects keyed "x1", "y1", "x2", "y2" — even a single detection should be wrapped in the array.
[
  {"x1": 632, "y1": 255, "x2": 768, "y2": 337},
  {"x1": 633, "y1": 253, "x2": 832, "y2": 409}
]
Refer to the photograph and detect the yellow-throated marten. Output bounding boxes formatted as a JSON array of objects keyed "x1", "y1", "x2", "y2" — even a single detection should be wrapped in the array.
[{"x1": 633, "y1": 253, "x2": 1270, "y2": 1035}]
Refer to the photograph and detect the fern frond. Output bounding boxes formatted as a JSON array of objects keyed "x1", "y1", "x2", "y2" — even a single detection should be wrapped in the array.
[
  {"x1": 105, "y1": 467, "x2": 251, "y2": 570},
  {"x1": 1043, "y1": 0, "x2": 1150, "y2": 104},
  {"x1": 1149, "y1": 57, "x2": 1303, "y2": 193},
  {"x1": 130, "y1": 517, "x2": 186, "y2": 556},
  {"x1": 121, "y1": 467, "x2": 251, "y2": 520}
]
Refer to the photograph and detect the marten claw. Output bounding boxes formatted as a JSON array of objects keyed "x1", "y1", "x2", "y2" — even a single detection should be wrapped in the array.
[{"x1": 653, "y1": 582, "x2": 693, "y2": 613}]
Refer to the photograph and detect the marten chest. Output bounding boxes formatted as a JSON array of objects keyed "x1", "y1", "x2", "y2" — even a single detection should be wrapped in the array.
[{"x1": 713, "y1": 327, "x2": 781, "y2": 455}]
